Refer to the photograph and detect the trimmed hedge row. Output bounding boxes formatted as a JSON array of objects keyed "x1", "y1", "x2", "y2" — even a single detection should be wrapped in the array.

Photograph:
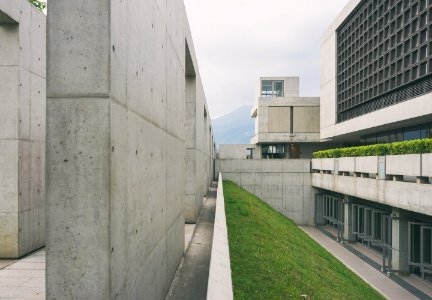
[{"x1": 313, "y1": 139, "x2": 432, "y2": 158}]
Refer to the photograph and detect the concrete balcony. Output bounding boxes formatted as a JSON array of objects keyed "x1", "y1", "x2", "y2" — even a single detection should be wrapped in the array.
[{"x1": 311, "y1": 154, "x2": 432, "y2": 216}]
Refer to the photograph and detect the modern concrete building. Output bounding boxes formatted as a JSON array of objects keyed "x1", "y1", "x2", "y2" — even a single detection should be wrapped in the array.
[
  {"x1": 46, "y1": 0, "x2": 214, "y2": 299},
  {"x1": 0, "y1": 0, "x2": 46, "y2": 258},
  {"x1": 316, "y1": 0, "x2": 432, "y2": 285},
  {"x1": 217, "y1": 76, "x2": 329, "y2": 225},
  {"x1": 251, "y1": 77, "x2": 323, "y2": 158}
]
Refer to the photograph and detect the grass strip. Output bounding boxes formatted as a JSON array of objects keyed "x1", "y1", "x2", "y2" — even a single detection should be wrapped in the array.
[{"x1": 224, "y1": 180, "x2": 385, "y2": 300}]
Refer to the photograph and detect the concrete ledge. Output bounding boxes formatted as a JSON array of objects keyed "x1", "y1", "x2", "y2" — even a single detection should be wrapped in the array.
[
  {"x1": 338, "y1": 157, "x2": 355, "y2": 173},
  {"x1": 355, "y1": 156, "x2": 378, "y2": 174},
  {"x1": 312, "y1": 173, "x2": 432, "y2": 217},
  {"x1": 422, "y1": 153, "x2": 432, "y2": 177},
  {"x1": 386, "y1": 154, "x2": 421, "y2": 177},
  {"x1": 207, "y1": 173, "x2": 233, "y2": 300}
]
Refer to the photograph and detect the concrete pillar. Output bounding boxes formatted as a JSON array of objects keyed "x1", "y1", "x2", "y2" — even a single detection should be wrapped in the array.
[
  {"x1": 47, "y1": 0, "x2": 193, "y2": 298},
  {"x1": 343, "y1": 196, "x2": 355, "y2": 242},
  {"x1": 0, "y1": 0, "x2": 46, "y2": 258},
  {"x1": 392, "y1": 208, "x2": 409, "y2": 274}
]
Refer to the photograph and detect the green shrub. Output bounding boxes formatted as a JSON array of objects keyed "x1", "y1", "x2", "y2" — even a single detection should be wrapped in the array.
[{"x1": 313, "y1": 138, "x2": 432, "y2": 158}]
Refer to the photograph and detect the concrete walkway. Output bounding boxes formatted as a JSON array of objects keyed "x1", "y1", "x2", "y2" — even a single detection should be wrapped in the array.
[
  {"x1": 166, "y1": 183, "x2": 217, "y2": 300},
  {"x1": 301, "y1": 226, "x2": 417, "y2": 300},
  {"x1": 0, "y1": 249, "x2": 45, "y2": 299}
]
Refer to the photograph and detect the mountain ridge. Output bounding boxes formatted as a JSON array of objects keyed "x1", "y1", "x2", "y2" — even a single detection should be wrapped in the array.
[{"x1": 212, "y1": 105, "x2": 254, "y2": 145}]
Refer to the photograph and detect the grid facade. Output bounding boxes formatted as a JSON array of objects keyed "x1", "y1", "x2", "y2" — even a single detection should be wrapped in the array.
[{"x1": 337, "y1": 0, "x2": 432, "y2": 123}]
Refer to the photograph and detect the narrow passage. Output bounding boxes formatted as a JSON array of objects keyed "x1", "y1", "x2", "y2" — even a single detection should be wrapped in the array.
[{"x1": 166, "y1": 182, "x2": 217, "y2": 300}]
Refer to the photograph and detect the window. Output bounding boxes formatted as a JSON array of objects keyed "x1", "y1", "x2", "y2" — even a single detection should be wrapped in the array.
[
  {"x1": 261, "y1": 144, "x2": 286, "y2": 159},
  {"x1": 261, "y1": 80, "x2": 284, "y2": 97}
]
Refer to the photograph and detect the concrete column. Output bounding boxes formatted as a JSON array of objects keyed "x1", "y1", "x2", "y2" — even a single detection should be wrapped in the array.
[
  {"x1": 343, "y1": 196, "x2": 355, "y2": 242},
  {"x1": 0, "y1": 0, "x2": 46, "y2": 259},
  {"x1": 392, "y1": 208, "x2": 409, "y2": 274}
]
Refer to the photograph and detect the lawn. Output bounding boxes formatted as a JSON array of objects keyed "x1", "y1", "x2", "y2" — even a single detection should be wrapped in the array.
[{"x1": 223, "y1": 180, "x2": 385, "y2": 300}]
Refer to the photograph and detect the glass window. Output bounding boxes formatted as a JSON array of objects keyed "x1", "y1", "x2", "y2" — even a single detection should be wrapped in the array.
[
  {"x1": 377, "y1": 132, "x2": 390, "y2": 143},
  {"x1": 421, "y1": 125, "x2": 430, "y2": 138},
  {"x1": 261, "y1": 144, "x2": 286, "y2": 159},
  {"x1": 261, "y1": 80, "x2": 284, "y2": 97},
  {"x1": 403, "y1": 127, "x2": 421, "y2": 140}
]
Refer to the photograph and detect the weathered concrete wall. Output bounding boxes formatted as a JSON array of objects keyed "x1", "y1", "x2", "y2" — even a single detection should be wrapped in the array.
[
  {"x1": 184, "y1": 20, "x2": 215, "y2": 223},
  {"x1": 0, "y1": 0, "x2": 45, "y2": 258},
  {"x1": 217, "y1": 159, "x2": 314, "y2": 225},
  {"x1": 47, "y1": 0, "x2": 213, "y2": 298},
  {"x1": 219, "y1": 144, "x2": 258, "y2": 160}
]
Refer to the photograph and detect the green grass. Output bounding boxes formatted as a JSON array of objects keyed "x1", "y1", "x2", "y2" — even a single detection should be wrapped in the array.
[{"x1": 223, "y1": 180, "x2": 385, "y2": 300}]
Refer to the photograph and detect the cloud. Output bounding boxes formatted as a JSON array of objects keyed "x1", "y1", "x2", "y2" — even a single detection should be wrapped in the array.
[{"x1": 184, "y1": 0, "x2": 350, "y2": 118}]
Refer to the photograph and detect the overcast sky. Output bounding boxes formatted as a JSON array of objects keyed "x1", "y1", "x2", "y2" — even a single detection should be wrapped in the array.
[{"x1": 184, "y1": 0, "x2": 350, "y2": 119}]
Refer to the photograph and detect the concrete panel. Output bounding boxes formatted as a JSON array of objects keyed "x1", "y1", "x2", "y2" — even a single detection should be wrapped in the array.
[
  {"x1": 321, "y1": 158, "x2": 334, "y2": 171},
  {"x1": 338, "y1": 157, "x2": 355, "y2": 172},
  {"x1": 18, "y1": 68, "x2": 31, "y2": 140},
  {"x1": 47, "y1": 0, "x2": 110, "y2": 97},
  {"x1": 0, "y1": 24, "x2": 18, "y2": 65},
  {"x1": 355, "y1": 156, "x2": 378, "y2": 174},
  {"x1": 167, "y1": 135, "x2": 184, "y2": 228},
  {"x1": 261, "y1": 160, "x2": 283, "y2": 172},
  {"x1": 386, "y1": 154, "x2": 421, "y2": 177},
  {"x1": 0, "y1": 66, "x2": 19, "y2": 139},
  {"x1": 282, "y1": 159, "x2": 311, "y2": 173},
  {"x1": 0, "y1": 212, "x2": 18, "y2": 258},
  {"x1": 29, "y1": 73, "x2": 45, "y2": 142},
  {"x1": 422, "y1": 153, "x2": 432, "y2": 177},
  {"x1": 46, "y1": 98, "x2": 110, "y2": 299},
  {"x1": 109, "y1": 102, "x2": 128, "y2": 299},
  {"x1": 30, "y1": 9, "x2": 45, "y2": 77},
  {"x1": 0, "y1": 140, "x2": 18, "y2": 213},
  {"x1": 240, "y1": 172, "x2": 262, "y2": 186}
]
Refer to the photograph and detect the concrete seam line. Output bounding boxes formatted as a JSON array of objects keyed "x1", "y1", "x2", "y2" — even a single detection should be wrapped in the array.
[{"x1": 206, "y1": 173, "x2": 233, "y2": 300}]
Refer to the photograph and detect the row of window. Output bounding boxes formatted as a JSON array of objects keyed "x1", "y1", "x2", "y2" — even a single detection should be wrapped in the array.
[
  {"x1": 360, "y1": 122, "x2": 432, "y2": 143},
  {"x1": 336, "y1": 0, "x2": 432, "y2": 122}
]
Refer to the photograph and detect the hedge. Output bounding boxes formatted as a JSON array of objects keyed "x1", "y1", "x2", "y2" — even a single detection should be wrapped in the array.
[{"x1": 313, "y1": 139, "x2": 432, "y2": 158}]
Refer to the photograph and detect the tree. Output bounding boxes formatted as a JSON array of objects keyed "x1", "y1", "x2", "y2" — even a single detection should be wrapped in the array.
[{"x1": 28, "y1": 0, "x2": 46, "y2": 11}]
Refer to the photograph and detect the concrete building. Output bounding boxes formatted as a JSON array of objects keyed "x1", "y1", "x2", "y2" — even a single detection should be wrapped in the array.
[
  {"x1": 316, "y1": 0, "x2": 432, "y2": 284},
  {"x1": 251, "y1": 77, "x2": 323, "y2": 159},
  {"x1": 46, "y1": 1, "x2": 214, "y2": 299},
  {"x1": 217, "y1": 77, "x2": 330, "y2": 225},
  {"x1": 0, "y1": 0, "x2": 46, "y2": 258}
]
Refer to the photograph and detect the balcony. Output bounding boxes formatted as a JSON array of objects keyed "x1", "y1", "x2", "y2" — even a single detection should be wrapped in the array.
[{"x1": 311, "y1": 153, "x2": 432, "y2": 216}]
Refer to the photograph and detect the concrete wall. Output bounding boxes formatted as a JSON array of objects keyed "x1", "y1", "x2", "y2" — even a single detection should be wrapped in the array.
[
  {"x1": 251, "y1": 96, "x2": 320, "y2": 144},
  {"x1": 218, "y1": 144, "x2": 258, "y2": 160},
  {"x1": 0, "y1": 0, "x2": 45, "y2": 258},
  {"x1": 46, "y1": 1, "x2": 213, "y2": 298},
  {"x1": 217, "y1": 159, "x2": 314, "y2": 225},
  {"x1": 320, "y1": 0, "x2": 432, "y2": 142},
  {"x1": 184, "y1": 20, "x2": 215, "y2": 223}
]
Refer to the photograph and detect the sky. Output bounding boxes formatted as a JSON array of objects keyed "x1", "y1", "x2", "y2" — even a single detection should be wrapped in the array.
[{"x1": 184, "y1": 0, "x2": 351, "y2": 119}]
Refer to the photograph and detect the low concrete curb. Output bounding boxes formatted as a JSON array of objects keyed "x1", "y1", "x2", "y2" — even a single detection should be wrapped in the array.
[{"x1": 206, "y1": 174, "x2": 234, "y2": 300}]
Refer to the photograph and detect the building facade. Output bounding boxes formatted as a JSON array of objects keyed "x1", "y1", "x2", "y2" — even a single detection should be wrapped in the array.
[
  {"x1": 251, "y1": 77, "x2": 323, "y2": 158},
  {"x1": 316, "y1": 0, "x2": 432, "y2": 285}
]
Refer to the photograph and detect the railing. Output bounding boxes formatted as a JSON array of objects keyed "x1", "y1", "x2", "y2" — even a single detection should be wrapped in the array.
[
  {"x1": 312, "y1": 153, "x2": 432, "y2": 183},
  {"x1": 207, "y1": 173, "x2": 233, "y2": 300}
]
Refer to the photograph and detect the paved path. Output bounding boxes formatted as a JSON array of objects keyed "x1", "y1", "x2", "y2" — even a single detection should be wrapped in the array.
[
  {"x1": 166, "y1": 182, "x2": 217, "y2": 300},
  {"x1": 0, "y1": 249, "x2": 45, "y2": 299},
  {"x1": 301, "y1": 226, "x2": 417, "y2": 300}
]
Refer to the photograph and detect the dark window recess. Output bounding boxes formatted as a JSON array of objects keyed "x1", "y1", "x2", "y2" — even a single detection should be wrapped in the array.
[
  {"x1": 336, "y1": 0, "x2": 432, "y2": 123},
  {"x1": 360, "y1": 122, "x2": 432, "y2": 143}
]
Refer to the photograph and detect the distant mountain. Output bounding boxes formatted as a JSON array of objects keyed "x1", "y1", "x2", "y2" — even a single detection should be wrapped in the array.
[{"x1": 212, "y1": 105, "x2": 254, "y2": 145}]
